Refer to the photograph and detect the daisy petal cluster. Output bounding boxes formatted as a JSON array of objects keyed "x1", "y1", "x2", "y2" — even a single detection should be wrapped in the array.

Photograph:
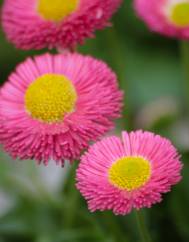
[
  {"x1": 134, "y1": 0, "x2": 189, "y2": 39},
  {"x1": 76, "y1": 130, "x2": 182, "y2": 215},
  {"x1": 0, "y1": 53, "x2": 123, "y2": 165},
  {"x1": 2, "y1": 0, "x2": 122, "y2": 50}
]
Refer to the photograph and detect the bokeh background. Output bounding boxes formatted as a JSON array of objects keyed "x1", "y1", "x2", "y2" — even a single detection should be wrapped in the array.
[{"x1": 0, "y1": 0, "x2": 189, "y2": 241}]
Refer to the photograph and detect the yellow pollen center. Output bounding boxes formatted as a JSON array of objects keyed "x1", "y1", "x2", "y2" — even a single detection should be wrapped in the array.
[
  {"x1": 108, "y1": 156, "x2": 151, "y2": 191},
  {"x1": 25, "y1": 74, "x2": 77, "y2": 123},
  {"x1": 170, "y1": 2, "x2": 189, "y2": 27},
  {"x1": 37, "y1": 0, "x2": 79, "y2": 22}
]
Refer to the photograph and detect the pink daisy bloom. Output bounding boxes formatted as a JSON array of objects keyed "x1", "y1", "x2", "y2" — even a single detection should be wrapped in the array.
[
  {"x1": 0, "y1": 53, "x2": 123, "y2": 165},
  {"x1": 2, "y1": 0, "x2": 122, "y2": 50},
  {"x1": 134, "y1": 0, "x2": 189, "y2": 39},
  {"x1": 76, "y1": 130, "x2": 182, "y2": 215}
]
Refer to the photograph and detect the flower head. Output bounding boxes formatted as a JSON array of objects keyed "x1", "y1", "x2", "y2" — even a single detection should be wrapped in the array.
[
  {"x1": 76, "y1": 130, "x2": 182, "y2": 215},
  {"x1": 0, "y1": 53, "x2": 123, "y2": 165},
  {"x1": 2, "y1": 0, "x2": 122, "y2": 50},
  {"x1": 134, "y1": 0, "x2": 189, "y2": 39}
]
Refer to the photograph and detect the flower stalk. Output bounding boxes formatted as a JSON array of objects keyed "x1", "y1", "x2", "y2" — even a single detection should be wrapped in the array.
[
  {"x1": 180, "y1": 41, "x2": 189, "y2": 115},
  {"x1": 135, "y1": 211, "x2": 153, "y2": 242}
]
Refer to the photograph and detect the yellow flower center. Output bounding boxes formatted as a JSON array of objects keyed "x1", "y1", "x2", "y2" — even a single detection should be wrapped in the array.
[
  {"x1": 108, "y1": 156, "x2": 151, "y2": 191},
  {"x1": 170, "y1": 2, "x2": 189, "y2": 27},
  {"x1": 37, "y1": 0, "x2": 79, "y2": 22},
  {"x1": 25, "y1": 74, "x2": 77, "y2": 123}
]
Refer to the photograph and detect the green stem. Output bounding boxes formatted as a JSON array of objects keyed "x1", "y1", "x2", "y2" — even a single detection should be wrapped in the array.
[
  {"x1": 63, "y1": 161, "x2": 80, "y2": 228},
  {"x1": 135, "y1": 211, "x2": 153, "y2": 242},
  {"x1": 180, "y1": 41, "x2": 189, "y2": 115}
]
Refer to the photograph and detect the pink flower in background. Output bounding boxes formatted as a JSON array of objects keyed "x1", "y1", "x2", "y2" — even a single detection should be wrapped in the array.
[
  {"x1": 76, "y1": 130, "x2": 182, "y2": 215},
  {"x1": 134, "y1": 0, "x2": 189, "y2": 39},
  {"x1": 0, "y1": 53, "x2": 123, "y2": 165},
  {"x1": 2, "y1": 0, "x2": 122, "y2": 50}
]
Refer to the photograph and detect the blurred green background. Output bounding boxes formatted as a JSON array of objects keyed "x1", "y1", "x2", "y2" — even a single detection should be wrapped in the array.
[{"x1": 0, "y1": 0, "x2": 189, "y2": 241}]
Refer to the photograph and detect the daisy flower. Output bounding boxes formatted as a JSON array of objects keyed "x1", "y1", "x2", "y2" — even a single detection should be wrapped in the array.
[
  {"x1": 134, "y1": 0, "x2": 189, "y2": 39},
  {"x1": 0, "y1": 53, "x2": 123, "y2": 165},
  {"x1": 76, "y1": 130, "x2": 182, "y2": 215},
  {"x1": 2, "y1": 0, "x2": 122, "y2": 50}
]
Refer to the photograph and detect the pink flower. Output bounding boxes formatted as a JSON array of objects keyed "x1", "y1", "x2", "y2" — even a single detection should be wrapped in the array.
[
  {"x1": 2, "y1": 0, "x2": 122, "y2": 50},
  {"x1": 134, "y1": 0, "x2": 189, "y2": 39},
  {"x1": 76, "y1": 130, "x2": 182, "y2": 215},
  {"x1": 0, "y1": 53, "x2": 123, "y2": 165}
]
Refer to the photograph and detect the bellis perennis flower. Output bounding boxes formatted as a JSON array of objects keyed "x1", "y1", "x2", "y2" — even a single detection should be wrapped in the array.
[
  {"x1": 76, "y1": 130, "x2": 182, "y2": 215},
  {"x1": 134, "y1": 0, "x2": 189, "y2": 39},
  {"x1": 0, "y1": 53, "x2": 123, "y2": 165},
  {"x1": 2, "y1": 0, "x2": 122, "y2": 50}
]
